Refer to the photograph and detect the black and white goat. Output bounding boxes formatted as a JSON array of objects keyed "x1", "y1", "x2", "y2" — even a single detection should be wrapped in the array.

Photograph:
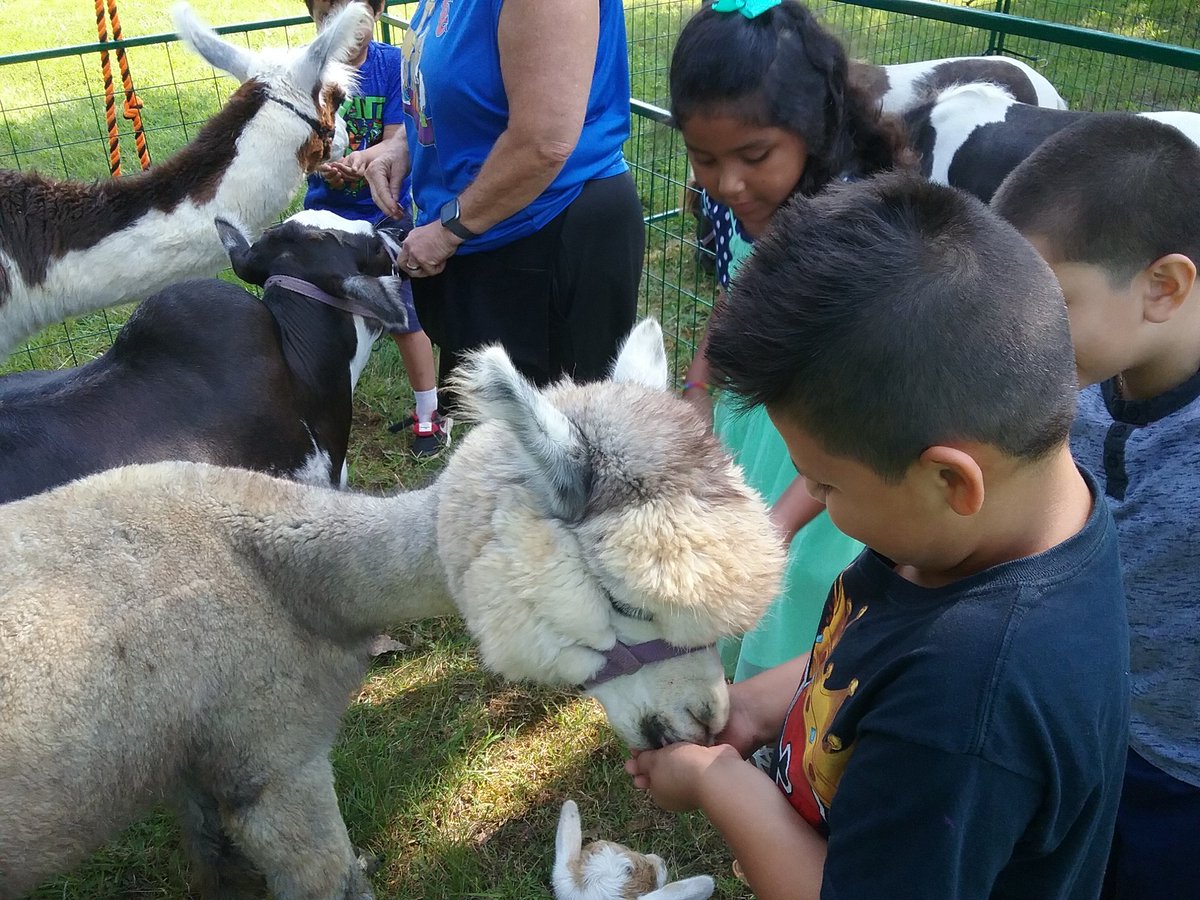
[
  {"x1": 0, "y1": 211, "x2": 409, "y2": 504},
  {"x1": 0, "y1": 1, "x2": 372, "y2": 358},
  {"x1": 905, "y1": 81, "x2": 1200, "y2": 202}
]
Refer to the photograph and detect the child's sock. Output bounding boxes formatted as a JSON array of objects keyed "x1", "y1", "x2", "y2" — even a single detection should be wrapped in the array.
[{"x1": 414, "y1": 388, "x2": 439, "y2": 425}]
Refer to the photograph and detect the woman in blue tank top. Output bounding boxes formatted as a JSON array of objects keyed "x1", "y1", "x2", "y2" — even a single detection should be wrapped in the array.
[{"x1": 371, "y1": 0, "x2": 644, "y2": 405}]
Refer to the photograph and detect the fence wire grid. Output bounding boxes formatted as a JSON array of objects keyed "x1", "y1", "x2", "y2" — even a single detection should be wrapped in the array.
[{"x1": 2, "y1": 0, "x2": 1199, "y2": 379}]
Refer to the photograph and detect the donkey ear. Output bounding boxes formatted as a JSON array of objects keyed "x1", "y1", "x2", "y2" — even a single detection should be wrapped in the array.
[
  {"x1": 609, "y1": 318, "x2": 669, "y2": 391},
  {"x1": 639, "y1": 876, "x2": 716, "y2": 900},
  {"x1": 173, "y1": 3, "x2": 255, "y2": 83},
  {"x1": 340, "y1": 276, "x2": 411, "y2": 334},
  {"x1": 454, "y1": 346, "x2": 591, "y2": 522},
  {"x1": 292, "y1": 2, "x2": 373, "y2": 95}
]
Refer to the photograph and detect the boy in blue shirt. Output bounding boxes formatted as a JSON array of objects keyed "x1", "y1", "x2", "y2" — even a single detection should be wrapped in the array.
[
  {"x1": 304, "y1": 0, "x2": 447, "y2": 457},
  {"x1": 993, "y1": 113, "x2": 1200, "y2": 900},
  {"x1": 625, "y1": 172, "x2": 1129, "y2": 900}
]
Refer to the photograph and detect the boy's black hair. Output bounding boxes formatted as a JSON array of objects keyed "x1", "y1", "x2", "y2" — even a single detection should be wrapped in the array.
[
  {"x1": 992, "y1": 113, "x2": 1200, "y2": 283},
  {"x1": 707, "y1": 172, "x2": 1077, "y2": 481},
  {"x1": 669, "y1": 0, "x2": 912, "y2": 196}
]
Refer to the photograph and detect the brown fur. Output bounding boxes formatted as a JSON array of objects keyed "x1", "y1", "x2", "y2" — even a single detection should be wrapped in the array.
[{"x1": 917, "y1": 58, "x2": 1038, "y2": 105}]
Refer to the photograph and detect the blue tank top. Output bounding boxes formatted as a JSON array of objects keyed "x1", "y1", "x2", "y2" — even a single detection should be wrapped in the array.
[{"x1": 401, "y1": 0, "x2": 631, "y2": 253}]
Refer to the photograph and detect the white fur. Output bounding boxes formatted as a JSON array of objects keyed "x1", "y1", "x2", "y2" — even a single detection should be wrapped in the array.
[
  {"x1": 0, "y1": 2, "x2": 371, "y2": 358},
  {"x1": 552, "y1": 800, "x2": 714, "y2": 900},
  {"x1": 926, "y1": 82, "x2": 1018, "y2": 185},
  {"x1": 609, "y1": 319, "x2": 669, "y2": 391}
]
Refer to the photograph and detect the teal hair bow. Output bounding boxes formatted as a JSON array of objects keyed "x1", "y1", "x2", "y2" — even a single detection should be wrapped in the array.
[{"x1": 711, "y1": 0, "x2": 782, "y2": 18}]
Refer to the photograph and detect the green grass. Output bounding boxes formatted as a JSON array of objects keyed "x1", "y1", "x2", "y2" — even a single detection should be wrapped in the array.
[{"x1": 5, "y1": 0, "x2": 1200, "y2": 896}]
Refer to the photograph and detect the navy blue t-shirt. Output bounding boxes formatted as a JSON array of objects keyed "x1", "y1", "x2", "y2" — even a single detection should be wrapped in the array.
[{"x1": 775, "y1": 467, "x2": 1129, "y2": 899}]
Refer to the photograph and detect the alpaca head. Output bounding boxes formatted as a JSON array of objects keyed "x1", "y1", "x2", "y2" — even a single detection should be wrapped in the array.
[
  {"x1": 552, "y1": 800, "x2": 715, "y2": 900},
  {"x1": 173, "y1": 2, "x2": 368, "y2": 171},
  {"x1": 440, "y1": 320, "x2": 785, "y2": 749}
]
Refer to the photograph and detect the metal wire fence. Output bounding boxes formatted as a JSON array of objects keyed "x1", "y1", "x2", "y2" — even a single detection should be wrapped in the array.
[{"x1": 2, "y1": 1, "x2": 1199, "y2": 379}]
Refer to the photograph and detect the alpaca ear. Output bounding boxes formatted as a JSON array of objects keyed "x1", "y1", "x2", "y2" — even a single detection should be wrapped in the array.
[
  {"x1": 339, "y1": 276, "x2": 412, "y2": 334},
  {"x1": 173, "y1": 3, "x2": 255, "y2": 84},
  {"x1": 609, "y1": 318, "x2": 669, "y2": 391},
  {"x1": 292, "y1": 2, "x2": 373, "y2": 95},
  {"x1": 454, "y1": 346, "x2": 591, "y2": 522},
  {"x1": 639, "y1": 875, "x2": 716, "y2": 900}
]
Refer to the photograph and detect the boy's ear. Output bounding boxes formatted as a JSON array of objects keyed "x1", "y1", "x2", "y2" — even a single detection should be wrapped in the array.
[
  {"x1": 1141, "y1": 253, "x2": 1197, "y2": 324},
  {"x1": 918, "y1": 445, "x2": 985, "y2": 517}
]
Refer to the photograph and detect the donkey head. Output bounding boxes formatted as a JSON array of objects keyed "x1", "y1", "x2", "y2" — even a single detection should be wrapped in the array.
[
  {"x1": 173, "y1": 2, "x2": 369, "y2": 170},
  {"x1": 441, "y1": 320, "x2": 785, "y2": 749}
]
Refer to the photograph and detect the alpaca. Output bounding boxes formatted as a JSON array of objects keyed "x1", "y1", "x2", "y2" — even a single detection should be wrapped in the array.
[
  {"x1": 0, "y1": 319, "x2": 784, "y2": 899},
  {"x1": 0, "y1": 2, "x2": 371, "y2": 358},
  {"x1": 552, "y1": 800, "x2": 715, "y2": 900}
]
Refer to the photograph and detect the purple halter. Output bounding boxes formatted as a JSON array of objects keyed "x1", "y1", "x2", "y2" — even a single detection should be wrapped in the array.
[
  {"x1": 581, "y1": 639, "x2": 713, "y2": 691},
  {"x1": 263, "y1": 274, "x2": 386, "y2": 320}
]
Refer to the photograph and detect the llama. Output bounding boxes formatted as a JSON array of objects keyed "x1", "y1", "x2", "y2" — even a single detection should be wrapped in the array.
[
  {"x1": 0, "y1": 319, "x2": 784, "y2": 899},
  {"x1": 0, "y1": 211, "x2": 410, "y2": 503},
  {"x1": 852, "y1": 55, "x2": 1067, "y2": 114},
  {"x1": 0, "y1": 2, "x2": 371, "y2": 358},
  {"x1": 905, "y1": 81, "x2": 1200, "y2": 202},
  {"x1": 552, "y1": 800, "x2": 715, "y2": 900}
]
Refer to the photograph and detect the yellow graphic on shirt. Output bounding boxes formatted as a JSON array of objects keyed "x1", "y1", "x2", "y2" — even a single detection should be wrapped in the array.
[{"x1": 801, "y1": 578, "x2": 865, "y2": 810}]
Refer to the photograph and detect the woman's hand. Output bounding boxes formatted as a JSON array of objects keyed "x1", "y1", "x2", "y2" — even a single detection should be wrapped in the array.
[
  {"x1": 362, "y1": 127, "x2": 410, "y2": 219},
  {"x1": 398, "y1": 222, "x2": 463, "y2": 277},
  {"x1": 625, "y1": 742, "x2": 743, "y2": 812}
]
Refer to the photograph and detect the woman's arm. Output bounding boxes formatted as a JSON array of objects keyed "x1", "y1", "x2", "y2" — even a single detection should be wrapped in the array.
[
  {"x1": 681, "y1": 286, "x2": 722, "y2": 423},
  {"x1": 400, "y1": 0, "x2": 599, "y2": 273}
]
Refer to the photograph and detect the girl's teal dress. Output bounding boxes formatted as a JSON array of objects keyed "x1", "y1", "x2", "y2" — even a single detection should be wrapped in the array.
[{"x1": 703, "y1": 192, "x2": 864, "y2": 681}]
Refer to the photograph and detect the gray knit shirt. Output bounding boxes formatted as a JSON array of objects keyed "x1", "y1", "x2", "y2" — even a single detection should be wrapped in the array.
[{"x1": 1071, "y1": 372, "x2": 1200, "y2": 787}]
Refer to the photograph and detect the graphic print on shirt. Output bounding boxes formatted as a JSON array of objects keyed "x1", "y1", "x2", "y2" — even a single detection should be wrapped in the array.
[
  {"x1": 402, "y1": 2, "x2": 437, "y2": 146},
  {"x1": 776, "y1": 576, "x2": 865, "y2": 831},
  {"x1": 326, "y1": 94, "x2": 385, "y2": 196}
]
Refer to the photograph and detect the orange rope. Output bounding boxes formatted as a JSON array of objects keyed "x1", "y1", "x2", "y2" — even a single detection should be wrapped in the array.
[
  {"x1": 95, "y1": 0, "x2": 121, "y2": 176},
  {"x1": 105, "y1": 0, "x2": 151, "y2": 171},
  {"x1": 94, "y1": 0, "x2": 152, "y2": 176}
]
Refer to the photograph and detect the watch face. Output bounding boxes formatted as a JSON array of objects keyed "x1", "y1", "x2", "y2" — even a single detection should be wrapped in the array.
[{"x1": 440, "y1": 199, "x2": 458, "y2": 225}]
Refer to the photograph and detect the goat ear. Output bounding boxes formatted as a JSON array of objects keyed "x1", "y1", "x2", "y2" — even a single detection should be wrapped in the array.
[
  {"x1": 639, "y1": 876, "x2": 716, "y2": 900},
  {"x1": 609, "y1": 318, "x2": 669, "y2": 391},
  {"x1": 173, "y1": 3, "x2": 255, "y2": 84},
  {"x1": 214, "y1": 218, "x2": 258, "y2": 281},
  {"x1": 292, "y1": 2, "x2": 373, "y2": 94},
  {"x1": 340, "y1": 275, "x2": 411, "y2": 334},
  {"x1": 453, "y1": 346, "x2": 591, "y2": 522}
]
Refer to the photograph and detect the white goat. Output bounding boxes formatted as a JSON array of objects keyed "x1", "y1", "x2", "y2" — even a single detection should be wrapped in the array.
[
  {"x1": 0, "y1": 2, "x2": 370, "y2": 358},
  {"x1": 0, "y1": 320, "x2": 783, "y2": 899},
  {"x1": 553, "y1": 800, "x2": 715, "y2": 900}
]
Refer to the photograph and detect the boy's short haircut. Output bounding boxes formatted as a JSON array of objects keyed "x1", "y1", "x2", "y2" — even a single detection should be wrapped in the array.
[
  {"x1": 992, "y1": 113, "x2": 1200, "y2": 283},
  {"x1": 707, "y1": 172, "x2": 1077, "y2": 482}
]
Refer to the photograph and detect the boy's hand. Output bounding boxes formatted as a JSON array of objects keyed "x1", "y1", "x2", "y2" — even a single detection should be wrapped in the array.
[
  {"x1": 625, "y1": 742, "x2": 743, "y2": 812},
  {"x1": 715, "y1": 686, "x2": 766, "y2": 758}
]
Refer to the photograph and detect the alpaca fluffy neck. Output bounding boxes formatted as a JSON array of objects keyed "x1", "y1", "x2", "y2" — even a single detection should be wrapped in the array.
[{"x1": 253, "y1": 476, "x2": 458, "y2": 637}]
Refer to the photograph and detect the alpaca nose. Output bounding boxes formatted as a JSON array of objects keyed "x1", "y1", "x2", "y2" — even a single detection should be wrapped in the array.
[{"x1": 638, "y1": 704, "x2": 718, "y2": 748}]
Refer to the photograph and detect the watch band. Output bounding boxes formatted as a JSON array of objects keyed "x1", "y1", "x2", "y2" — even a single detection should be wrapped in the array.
[{"x1": 439, "y1": 197, "x2": 477, "y2": 241}]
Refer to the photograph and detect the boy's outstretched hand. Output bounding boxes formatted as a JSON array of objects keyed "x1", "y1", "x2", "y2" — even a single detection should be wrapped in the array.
[{"x1": 625, "y1": 742, "x2": 743, "y2": 812}]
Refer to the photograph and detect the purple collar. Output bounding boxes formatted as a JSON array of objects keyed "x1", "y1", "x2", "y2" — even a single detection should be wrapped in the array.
[
  {"x1": 582, "y1": 639, "x2": 711, "y2": 691},
  {"x1": 264, "y1": 274, "x2": 382, "y2": 321}
]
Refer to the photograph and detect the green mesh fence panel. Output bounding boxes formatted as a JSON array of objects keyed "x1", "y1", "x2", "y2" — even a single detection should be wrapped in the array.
[{"x1": 3, "y1": 1, "x2": 1199, "y2": 379}]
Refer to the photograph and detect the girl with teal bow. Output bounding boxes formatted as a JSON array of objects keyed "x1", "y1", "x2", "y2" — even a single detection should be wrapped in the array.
[{"x1": 674, "y1": 0, "x2": 915, "y2": 684}]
